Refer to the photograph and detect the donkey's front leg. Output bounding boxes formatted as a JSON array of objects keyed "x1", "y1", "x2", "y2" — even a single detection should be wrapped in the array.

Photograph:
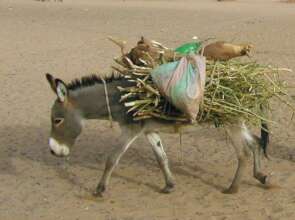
[
  {"x1": 146, "y1": 132, "x2": 175, "y2": 193},
  {"x1": 94, "y1": 128, "x2": 142, "y2": 197}
]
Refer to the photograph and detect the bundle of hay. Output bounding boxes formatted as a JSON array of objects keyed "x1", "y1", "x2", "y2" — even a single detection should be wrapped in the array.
[
  {"x1": 200, "y1": 60, "x2": 287, "y2": 126},
  {"x1": 110, "y1": 37, "x2": 292, "y2": 126}
]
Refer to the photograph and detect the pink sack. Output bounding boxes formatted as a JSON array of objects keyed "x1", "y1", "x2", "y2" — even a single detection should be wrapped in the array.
[{"x1": 151, "y1": 55, "x2": 206, "y2": 122}]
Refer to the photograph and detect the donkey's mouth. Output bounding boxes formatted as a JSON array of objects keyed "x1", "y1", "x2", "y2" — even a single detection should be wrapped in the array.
[
  {"x1": 49, "y1": 138, "x2": 70, "y2": 157},
  {"x1": 49, "y1": 149, "x2": 65, "y2": 157}
]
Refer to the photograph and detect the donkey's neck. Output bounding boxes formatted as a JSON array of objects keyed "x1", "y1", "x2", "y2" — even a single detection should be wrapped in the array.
[{"x1": 69, "y1": 81, "x2": 123, "y2": 120}]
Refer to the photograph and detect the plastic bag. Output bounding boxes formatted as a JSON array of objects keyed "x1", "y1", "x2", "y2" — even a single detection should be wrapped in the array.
[
  {"x1": 151, "y1": 54, "x2": 206, "y2": 121},
  {"x1": 174, "y1": 42, "x2": 202, "y2": 55}
]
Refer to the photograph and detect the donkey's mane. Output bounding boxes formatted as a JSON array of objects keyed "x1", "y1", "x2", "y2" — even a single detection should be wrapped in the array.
[{"x1": 67, "y1": 73, "x2": 123, "y2": 91}]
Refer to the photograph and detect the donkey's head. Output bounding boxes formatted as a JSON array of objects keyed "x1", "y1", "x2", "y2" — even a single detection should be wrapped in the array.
[{"x1": 46, "y1": 73, "x2": 83, "y2": 157}]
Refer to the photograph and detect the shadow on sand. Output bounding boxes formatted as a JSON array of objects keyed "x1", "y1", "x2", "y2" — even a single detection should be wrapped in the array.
[{"x1": 1, "y1": 124, "x2": 292, "y2": 195}]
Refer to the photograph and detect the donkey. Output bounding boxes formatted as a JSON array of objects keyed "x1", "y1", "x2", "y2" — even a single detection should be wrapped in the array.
[{"x1": 45, "y1": 73, "x2": 270, "y2": 196}]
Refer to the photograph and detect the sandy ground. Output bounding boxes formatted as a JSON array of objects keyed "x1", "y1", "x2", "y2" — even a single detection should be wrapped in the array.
[{"x1": 0, "y1": 0, "x2": 295, "y2": 219}]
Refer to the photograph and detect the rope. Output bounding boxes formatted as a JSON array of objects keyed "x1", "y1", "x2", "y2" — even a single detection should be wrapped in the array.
[
  {"x1": 178, "y1": 132, "x2": 184, "y2": 165},
  {"x1": 100, "y1": 77, "x2": 113, "y2": 128}
]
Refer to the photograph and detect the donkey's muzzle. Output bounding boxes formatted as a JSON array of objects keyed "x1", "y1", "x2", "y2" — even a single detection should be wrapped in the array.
[{"x1": 49, "y1": 137, "x2": 70, "y2": 157}]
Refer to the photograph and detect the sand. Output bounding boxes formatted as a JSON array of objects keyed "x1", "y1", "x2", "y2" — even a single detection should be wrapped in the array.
[{"x1": 0, "y1": 0, "x2": 295, "y2": 219}]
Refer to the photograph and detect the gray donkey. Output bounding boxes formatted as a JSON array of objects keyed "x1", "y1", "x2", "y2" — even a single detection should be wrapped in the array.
[{"x1": 46, "y1": 73, "x2": 270, "y2": 196}]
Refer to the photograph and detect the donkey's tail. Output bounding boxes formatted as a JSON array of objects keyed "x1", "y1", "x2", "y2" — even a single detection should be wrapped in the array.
[{"x1": 260, "y1": 122, "x2": 269, "y2": 159}]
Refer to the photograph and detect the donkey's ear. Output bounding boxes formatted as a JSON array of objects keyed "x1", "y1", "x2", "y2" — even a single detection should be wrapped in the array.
[
  {"x1": 46, "y1": 73, "x2": 57, "y2": 93},
  {"x1": 55, "y1": 79, "x2": 68, "y2": 103}
]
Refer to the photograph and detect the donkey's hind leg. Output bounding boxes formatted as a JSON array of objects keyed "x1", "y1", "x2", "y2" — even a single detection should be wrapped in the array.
[
  {"x1": 94, "y1": 127, "x2": 142, "y2": 197},
  {"x1": 146, "y1": 132, "x2": 175, "y2": 193},
  {"x1": 245, "y1": 134, "x2": 268, "y2": 185},
  {"x1": 223, "y1": 124, "x2": 250, "y2": 194}
]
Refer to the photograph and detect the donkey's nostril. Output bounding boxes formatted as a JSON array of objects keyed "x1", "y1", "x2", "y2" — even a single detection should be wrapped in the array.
[{"x1": 50, "y1": 149, "x2": 56, "y2": 156}]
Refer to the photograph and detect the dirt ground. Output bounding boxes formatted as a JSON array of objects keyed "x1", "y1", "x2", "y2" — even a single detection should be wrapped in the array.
[{"x1": 0, "y1": 0, "x2": 295, "y2": 219}]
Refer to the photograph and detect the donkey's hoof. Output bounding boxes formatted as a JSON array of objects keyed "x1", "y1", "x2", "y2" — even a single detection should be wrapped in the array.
[
  {"x1": 223, "y1": 186, "x2": 238, "y2": 194},
  {"x1": 93, "y1": 184, "x2": 106, "y2": 197},
  {"x1": 260, "y1": 175, "x2": 268, "y2": 185},
  {"x1": 161, "y1": 184, "x2": 175, "y2": 194},
  {"x1": 255, "y1": 172, "x2": 268, "y2": 185},
  {"x1": 93, "y1": 190, "x2": 104, "y2": 197}
]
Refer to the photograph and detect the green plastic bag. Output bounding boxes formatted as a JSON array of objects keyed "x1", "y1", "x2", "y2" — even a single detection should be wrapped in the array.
[
  {"x1": 151, "y1": 55, "x2": 206, "y2": 121},
  {"x1": 174, "y1": 42, "x2": 202, "y2": 55}
]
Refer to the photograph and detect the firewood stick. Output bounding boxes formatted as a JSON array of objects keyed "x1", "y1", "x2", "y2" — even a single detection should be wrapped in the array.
[{"x1": 107, "y1": 36, "x2": 127, "y2": 56}]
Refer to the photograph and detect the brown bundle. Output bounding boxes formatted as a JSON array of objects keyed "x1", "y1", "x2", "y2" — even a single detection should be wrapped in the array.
[{"x1": 203, "y1": 41, "x2": 253, "y2": 61}]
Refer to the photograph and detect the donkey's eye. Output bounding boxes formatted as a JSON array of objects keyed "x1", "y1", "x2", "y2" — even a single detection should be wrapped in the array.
[{"x1": 54, "y1": 118, "x2": 64, "y2": 126}]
